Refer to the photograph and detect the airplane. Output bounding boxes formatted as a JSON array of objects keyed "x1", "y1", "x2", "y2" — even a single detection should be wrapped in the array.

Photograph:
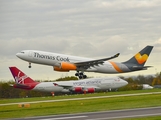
[
  {"x1": 16, "y1": 45, "x2": 153, "y2": 79},
  {"x1": 142, "y1": 84, "x2": 153, "y2": 90},
  {"x1": 9, "y1": 67, "x2": 128, "y2": 94}
]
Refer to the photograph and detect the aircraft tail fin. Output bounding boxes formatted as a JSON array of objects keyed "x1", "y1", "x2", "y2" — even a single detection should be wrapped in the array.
[
  {"x1": 123, "y1": 45, "x2": 153, "y2": 66},
  {"x1": 9, "y1": 67, "x2": 37, "y2": 84}
]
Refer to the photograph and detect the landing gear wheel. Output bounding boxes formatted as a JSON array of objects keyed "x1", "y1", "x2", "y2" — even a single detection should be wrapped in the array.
[
  {"x1": 79, "y1": 75, "x2": 83, "y2": 79},
  {"x1": 28, "y1": 63, "x2": 31, "y2": 68},
  {"x1": 79, "y1": 72, "x2": 83, "y2": 76},
  {"x1": 75, "y1": 73, "x2": 79, "y2": 76},
  {"x1": 83, "y1": 75, "x2": 87, "y2": 79},
  {"x1": 75, "y1": 71, "x2": 87, "y2": 79}
]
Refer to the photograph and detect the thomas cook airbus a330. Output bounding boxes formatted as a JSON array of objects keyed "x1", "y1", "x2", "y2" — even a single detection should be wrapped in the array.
[{"x1": 16, "y1": 45, "x2": 153, "y2": 79}]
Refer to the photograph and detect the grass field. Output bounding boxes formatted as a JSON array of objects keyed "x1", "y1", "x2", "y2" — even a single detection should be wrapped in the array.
[{"x1": 0, "y1": 89, "x2": 161, "y2": 119}]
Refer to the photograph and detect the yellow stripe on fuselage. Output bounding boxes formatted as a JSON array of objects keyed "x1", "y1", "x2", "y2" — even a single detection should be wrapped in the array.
[{"x1": 109, "y1": 61, "x2": 123, "y2": 73}]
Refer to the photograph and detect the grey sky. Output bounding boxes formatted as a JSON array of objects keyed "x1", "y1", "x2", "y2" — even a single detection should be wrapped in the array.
[{"x1": 0, "y1": 0, "x2": 161, "y2": 81}]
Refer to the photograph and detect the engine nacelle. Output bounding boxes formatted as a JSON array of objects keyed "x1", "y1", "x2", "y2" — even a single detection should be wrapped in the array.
[
  {"x1": 86, "y1": 88, "x2": 95, "y2": 93},
  {"x1": 71, "y1": 87, "x2": 95, "y2": 93},
  {"x1": 54, "y1": 62, "x2": 77, "y2": 71},
  {"x1": 71, "y1": 87, "x2": 83, "y2": 92},
  {"x1": 54, "y1": 67, "x2": 69, "y2": 72}
]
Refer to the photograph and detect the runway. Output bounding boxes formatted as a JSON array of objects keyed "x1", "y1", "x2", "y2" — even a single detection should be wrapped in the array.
[{"x1": 9, "y1": 106, "x2": 161, "y2": 120}]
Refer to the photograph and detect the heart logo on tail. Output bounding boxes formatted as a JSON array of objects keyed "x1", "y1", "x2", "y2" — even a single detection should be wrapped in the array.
[{"x1": 135, "y1": 53, "x2": 148, "y2": 64}]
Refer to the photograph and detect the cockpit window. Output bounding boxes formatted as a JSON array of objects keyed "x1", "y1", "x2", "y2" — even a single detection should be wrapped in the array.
[{"x1": 21, "y1": 52, "x2": 25, "y2": 53}]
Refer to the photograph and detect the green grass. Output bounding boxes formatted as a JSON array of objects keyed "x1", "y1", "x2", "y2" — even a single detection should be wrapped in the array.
[
  {"x1": 0, "y1": 89, "x2": 161, "y2": 119},
  {"x1": 0, "y1": 89, "x2": 160, "y2": 104}
]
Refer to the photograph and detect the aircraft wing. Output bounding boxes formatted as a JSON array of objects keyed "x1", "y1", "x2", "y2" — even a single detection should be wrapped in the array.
[
  {"x1": 74, "y1": 53, "x2": 120, "y2": 69},
  {"x1": 53, "y1": 83, "x2": 100, "y2": 89},
  {"x1": 53, "y1": 83, "x2": 73, "y2": 89}
]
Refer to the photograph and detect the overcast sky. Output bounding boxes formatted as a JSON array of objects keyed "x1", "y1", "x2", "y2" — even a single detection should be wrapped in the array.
[{"x1": 0, "y1": 0, "x2": 161, "y2": 81}]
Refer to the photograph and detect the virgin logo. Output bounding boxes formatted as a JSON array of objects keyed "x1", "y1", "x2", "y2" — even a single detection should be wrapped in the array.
[{"x1": 15, "y1": 72, "x2": 28, "y2": 84}]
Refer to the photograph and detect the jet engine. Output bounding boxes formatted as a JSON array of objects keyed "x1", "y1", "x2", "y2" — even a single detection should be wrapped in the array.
[
  {"x1": 71, "y1": 87, "x2": 83, "y2": 92},
  {"x1": 54, "y1": 62, "x2": 77, "y2": 71},
  {"x1": 85, "y1": 88, "x2": 95, "y2": 93},
  {"x1": 70, "y1": 87, "x2": 96, "y2": 93}
]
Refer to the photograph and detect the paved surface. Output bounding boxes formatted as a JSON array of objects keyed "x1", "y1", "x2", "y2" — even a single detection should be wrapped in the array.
[{"x1": 9, "y1": 106, "x2": 161, "y2": 120}]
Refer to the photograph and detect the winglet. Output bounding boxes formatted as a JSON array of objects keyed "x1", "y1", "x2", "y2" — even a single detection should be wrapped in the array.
[
  {"x1": 110, "y1": 53, "x2": 120, "y2": 60},
  {"x1": 114, "y1": 53, "x2": 120, "y2": 57}
]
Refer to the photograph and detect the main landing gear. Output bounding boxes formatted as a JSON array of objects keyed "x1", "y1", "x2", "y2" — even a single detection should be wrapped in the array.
[
  {"x1": 75, "y1": 71, "x2": 87, "y2": 79},
  {"x1": 28, "y1": 63, "x2": 31, "y2": 68}
]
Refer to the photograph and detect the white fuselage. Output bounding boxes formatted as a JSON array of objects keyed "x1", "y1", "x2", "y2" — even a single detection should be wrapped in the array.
[
  {"x1": 33, "y1": 77, "x2": 128, "y2": 93},
  {"x1": 16, "y1": 50, "x2": 131, "y2": 73},
  {"x1": 9, "y1": 67, "x2": 128, "y2": 94}
]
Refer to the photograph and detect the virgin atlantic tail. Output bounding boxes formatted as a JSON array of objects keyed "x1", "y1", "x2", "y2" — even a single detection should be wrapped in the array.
[{"x1": 9, "y1": 67, "x2": 39, "y2": 90}]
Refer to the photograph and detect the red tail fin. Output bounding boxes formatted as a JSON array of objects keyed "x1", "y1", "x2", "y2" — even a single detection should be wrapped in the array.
[{"x1": 9, "y1": 67, "x2": 36, "y2": 84}]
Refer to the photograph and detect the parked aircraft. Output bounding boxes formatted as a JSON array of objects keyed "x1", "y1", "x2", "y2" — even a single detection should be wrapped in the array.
[
  {"x1": 16, "y1": 45, "x2": 153, "y2": 79},
  {"x1": 9, "y1": 67, "x2": 128, "y2": 93},
  {"x1": 142, "y1": 84, "x2": 153, "y2": 90}
]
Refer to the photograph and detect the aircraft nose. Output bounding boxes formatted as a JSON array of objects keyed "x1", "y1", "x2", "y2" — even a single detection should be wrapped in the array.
[
  {"x1": 16, "y1": 53, "x2": 21, "y2": 58},
  {"x1": 120, "y1": 78, "x2": 128, "y2": 86},
  {"x1": 16, "y1": 52, "x2": 24, "y2": 59},
  {"x1": 123, "y1": 80, "x2": 128, "y2": 85}
]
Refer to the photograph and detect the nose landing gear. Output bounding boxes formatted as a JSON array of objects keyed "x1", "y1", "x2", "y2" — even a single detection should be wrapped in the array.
[
  {"x1": 28, "y1": 63, "x2": 31, "y2": 68},
  {"x1": 75, "y1": 71, "x2": 87, "y2": 79}
]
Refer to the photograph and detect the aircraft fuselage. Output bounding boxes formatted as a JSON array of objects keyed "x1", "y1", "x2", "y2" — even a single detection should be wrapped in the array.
[{"x1": 16, "y1": 50, "x2": 131, "y2": 73}]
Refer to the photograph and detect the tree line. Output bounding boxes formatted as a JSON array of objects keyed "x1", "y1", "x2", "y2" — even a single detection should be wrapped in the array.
[{"x1": 0, "y1": 73, "x2": 161, "y2": 98}]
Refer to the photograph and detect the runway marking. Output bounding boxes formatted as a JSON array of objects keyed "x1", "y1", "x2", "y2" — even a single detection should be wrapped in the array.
[
  {"x1": 0, "y1": 92, "x2": 161, "y2": 106},
  {"x1": 40, "y1": 115, "x2": 87, "y2": 120},
  {"x1": 78, "y1": 106, "x2": 161, "y2": 115},
  {"x1": 86, "y1": 113, "x2": 161, "y2": 120},
  {"x1": 6, "y1": 107, "x2": 161, "y2": 120}
]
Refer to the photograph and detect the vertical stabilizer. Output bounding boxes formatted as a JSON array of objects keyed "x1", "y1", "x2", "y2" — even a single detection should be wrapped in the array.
[
  {"x1": 9, "y1": 67, "x2": 37, "y2": 84},
  {"x1": 123, "y1": 45, "x2": 153, "y2": 66}
]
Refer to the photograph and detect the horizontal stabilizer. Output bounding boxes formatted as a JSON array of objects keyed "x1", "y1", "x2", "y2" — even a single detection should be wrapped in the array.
[
  {"x1": 132, "y1": 66, "x2": 153, "y2": 70},
  {"x1": 14, "y1": 84, "x2": 30, "y2": 88}
]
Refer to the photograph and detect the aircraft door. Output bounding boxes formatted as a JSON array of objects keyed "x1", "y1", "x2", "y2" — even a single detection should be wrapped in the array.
[
  {"x1": 28, "y1": 51, "x2": 33, "y2": 57},
  {"x1": 28, "y1": 51, "x2": 38, "y2": 60}
]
